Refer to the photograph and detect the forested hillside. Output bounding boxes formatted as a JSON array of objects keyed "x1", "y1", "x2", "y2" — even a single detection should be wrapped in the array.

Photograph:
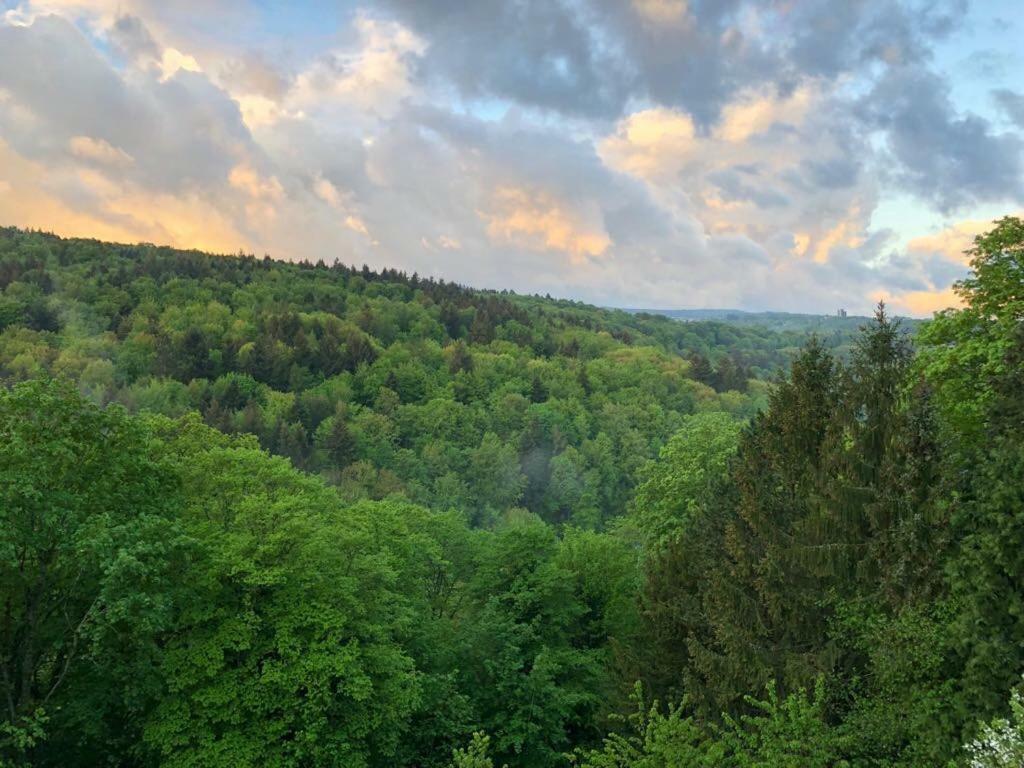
[
  {"x1": 3, "y1": 218, "x2": 1024, "y2": 767},
  {"x1": 624, "y1": 307, "x2": 918, "y2": 337},
  {"x1": 0, "y1": 226, "x2": 840, "y2": 527}
]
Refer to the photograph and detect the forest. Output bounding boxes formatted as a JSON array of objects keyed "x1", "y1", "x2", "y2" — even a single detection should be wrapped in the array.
[{"x1": 2, "y1": 216, "x2": 1024, "y2": 767}]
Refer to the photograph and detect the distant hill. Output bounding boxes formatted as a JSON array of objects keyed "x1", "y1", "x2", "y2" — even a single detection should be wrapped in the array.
[{"x1": 619, "y1": 307, "x2": 921, "y2": 333}]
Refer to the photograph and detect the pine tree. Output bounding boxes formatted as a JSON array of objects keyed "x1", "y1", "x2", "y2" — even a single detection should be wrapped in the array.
[
  {"x1": 577, "y1": 365, "x2": 592, "y2": 396},
  {"x1": 649, "y1": 338, "x2": 840, "y2": 714},
  {"x1": 810, "y1": 303, "x2": 913, "y2": 585},
  {"x1": 449, "y1": 340, "x2": 474, "y2": 374},
  {"x1": 688, "y1": 352, "x2": 714, "y2": 386},
  {"x1": 530, "y1": 375, "x2": 548, "y2": 403},
  {"x1": 323, "y1": 415, "x2": 356, "y2": 469}
]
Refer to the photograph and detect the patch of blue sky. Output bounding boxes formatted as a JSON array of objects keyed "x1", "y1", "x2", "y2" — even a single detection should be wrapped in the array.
[
  {"x1": 930, "y1": 0, "x2": 1023, "y2": 121},
  {"x1": 870, "y1": 195, "x2": 949, "y2": 248},
  {"x1": 232, "y1": 0, "x2": 355, "y2": 50},
  {"x1": 456, "y1": 97, "x2": 510, "y2": 123}
]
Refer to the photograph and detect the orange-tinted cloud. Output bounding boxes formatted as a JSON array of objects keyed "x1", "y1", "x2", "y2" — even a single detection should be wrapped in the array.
[
  {"x1": 807, "y1": 206, "x2": 865, "y2": 264},
  {"x1": 0, "y1": 138, "x2": 245, "y2": 253},
  {"x1": 598, "y1": 84, "x2": 871, "y2": 267},
  {"x1": 481, "y1": 186, "x2": 611, "y2": 264},
  {"x1": 68, "y1": 135, "x2": 134, "y2": 167},
  {"x1": 633, "y1": 0, "x2": 689, "y2": 26},
  {"x1": 715, "y1": 86, "x2": 813, "y2": 143},
  {"x1": 880, "y1": 286, "x2": 963, "y2": 316},
  {"x1": 906, "y1": 218, "x2": 996, "y2": 264},
  {"x1": 599, "y1": 107, "x2": 697, "y2": 180}
]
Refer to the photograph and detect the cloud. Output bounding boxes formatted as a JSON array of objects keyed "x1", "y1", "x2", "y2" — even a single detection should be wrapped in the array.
[
  {"x1": 906, "y1": 218, "x2": 991, "y2": 264},
  {"x1": 0, "y1": 14, "x2": 252, "y2": 192},
  {"x1": 714, "y1": 86, "x2": 814, "y2": 144},
  {"x1": 891, "y1": 286, "x2": 962, "y2": 315},
  {"x1": 289, "y1": 14, "x2": 426, "y2": 119},
  {"x1": 1, "y1": 1, "x2": 1021, "y2": 318},
  {"x1": 218, "y1": 53, "x2": 291, "y2": 101},
  {"x1": 994, "y1": 89, "x2": 1024, "y2": 129},
  {"x1": 107, "y1": 13, "x2": 160, "y2": 63},
  {"x1": 859, "y1": 68, "x2": 1024, "y2": 212},
  {"x1": 68, "y1": 135, "x2": 134, "y2": 168},
  {"x1": 377, "y1": 0, "x2": 963, "y2": 128},
  {"x1": 481, "y1": 185, "x2": 611, "y2": 264},
  {"x1": 784, "y1": 0, "x2": 965, "y2": 79},
  {"x1": 312, "y1": 175, "x2": 373, "y2": 239},
  {"x1": 599, "y1": 84, "x2": 879, "y2": 271},
  {"x1": 0, "y1": 137, "x2": 247, "y2": 252},
  {"x1": 632, "y1": 0, "x2": 689, "y2": 27},
  {"x1": 380, "y1": 0, "x2": 629, "y2": 118},
  {"x1": 598, "y1": 107, "x2": 697, "y2": 180},
  {"x1": 158, "y1": 47, "x2": 203, "y2": 81}
]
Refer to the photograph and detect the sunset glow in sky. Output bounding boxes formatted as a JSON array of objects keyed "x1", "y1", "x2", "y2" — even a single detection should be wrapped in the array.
[{"x1": 1, "y1": 0, "x2": 1022, "y2": 314}]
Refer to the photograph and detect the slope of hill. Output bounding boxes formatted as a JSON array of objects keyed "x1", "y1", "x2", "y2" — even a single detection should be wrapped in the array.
[
  {"x1": 3, "y1": 218, "x2": 1024, "y2": 768},
  {"x1": 0, "y1": 226, "x2": 856, "y2": 527},
  {"x1": 622, "y1": 306, "x2": 923, "y2": 332}
]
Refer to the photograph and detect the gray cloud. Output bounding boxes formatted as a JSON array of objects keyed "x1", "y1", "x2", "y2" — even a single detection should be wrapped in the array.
[
  {"x1": 379, "y1": 0, "x2": 630, "y2": 118},
  {"x1": 802, "y1": 156, "x2": 860, "y2": 190},
  {"x1": 787, "y1": 0, "x2": 965, "y2": 77},
  {"x1": 0, "y1": 1, "x2": 1017, "y2": 316},
  {"x1": 993, "y1": 89, "x2": 1024, "y2": 129},
  {"x1": 381, "y1": 0, "x2": 967, "y2": 129},
  {"x1": 108, "y1": 14, "x2": 161, "y2": 64},
  {"x1": 859, "y1": 67, "x2": 1024, "y2": 212},
  {"x1": 0, "y1": 15, "x2": 253, "y2": 191},
  {"x1": 708, "y1": 169, "x2": 790, "y2": 208},
  {"x1": 371, "y1": 0, "x2": 1024, "y2": 223},
  {"x1": 218, "y1": 53, "x2": 292, "y2": 100}
]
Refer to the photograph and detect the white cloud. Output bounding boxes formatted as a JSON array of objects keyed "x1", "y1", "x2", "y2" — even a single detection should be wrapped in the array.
[
  {"x1": 289, "y1": 14, "x2": 425, "y2": 120},
  {"x1": 158, "y1": 47, "x2": 202, "y2": 81},
  {"x1": 0, "y1": 0, "x2": 1018, "y2": 317},
  {"x1": 68, "y1": 135, "x2": 134, "y2": 167}
]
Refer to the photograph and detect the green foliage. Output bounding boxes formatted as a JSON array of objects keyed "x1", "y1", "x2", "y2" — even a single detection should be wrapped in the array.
[
  {"x1": 641, "y1": 338, "x2": 841, "y2": 712},
  {"x1": 574, "y1": 680, "x2": 839, "y2": 768},
  {"x1": 0, "y1": 227, "x2": 824, "y2": 528},
  {"x1": 5, "y1": 218, "x2": 1024, "y2": 767},
  {"x1": 0, "y1": 379, "x2": 186, "y2": 763},
  {"x1": 916, "y1": 216, "x2": 1024, "y2": 444},
  {"x1": 136, "y1": 416, "x2": 422, "y2": 767},
  {"x1": 0, "y1": 382, "x2": 641, "y2": 766},
  {"x1": 457, "y1": 514, "x2": 607, "y2": 767},
  {"x1": 631, "y1": 412, "x2": 742, "y2": 547},
  {"x1": 965, "y1": 677, "x2": 1024, "y2": 768},
  {"x1": 450, "y1": 732, "x2": 506, "y2": 768}
]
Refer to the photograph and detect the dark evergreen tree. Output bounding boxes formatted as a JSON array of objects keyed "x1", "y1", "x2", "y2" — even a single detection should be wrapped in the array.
[
  {"x1": 323, "y1": 414, "x2": 356, "y2": 469},
  {"x1": 529, "y1": 375, "x2": 548, "y2": 403},
  {"x1": 688, "y1": 352, "x2": 714, "y2": 386},
  {"x1": 178, "y1": 327, "x2": 212, "y2": 381},
  {"x1": 448, "y1": 340, "x2": 474, "y2": 374}
]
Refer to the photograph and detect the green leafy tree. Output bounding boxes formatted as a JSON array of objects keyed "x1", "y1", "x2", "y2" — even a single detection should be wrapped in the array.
[
  {"x1": 139, "y1": 416, "x2": 422, "y2": 768},
  {"x1": 631, "y1": 412, "x2": 742, "y2": 547},
  {"x1": 575, "y1": 681, "x2": 838, "y2": 768},
  {"x1": 465, "y1": 432, "x2": 527, "y2": 524},
  {"x1": 450, "y1": 732, "x2": 507, "y2": 768},
  {"x1": 460, "y1": 515, "x2": 605, "y2": 768},
  {"x1": 0, "y1": 380, "x2": 185, "y2": 764},
  {"x1": 917, "y1": 216, "x2": 1024, "y2": 444},
  {"x1": 965, "y1": 677, "x2": 1024, "y2": 768}
]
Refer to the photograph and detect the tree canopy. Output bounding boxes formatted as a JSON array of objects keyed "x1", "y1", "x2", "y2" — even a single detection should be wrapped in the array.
[{"x1": 3, "y1": 219, "x2": 1024, "y2": 766}]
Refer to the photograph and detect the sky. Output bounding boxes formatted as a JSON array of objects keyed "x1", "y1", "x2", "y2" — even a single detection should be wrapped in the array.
[{"x1": 1, "y1": 0, "x2": 1022, "y2": 315}]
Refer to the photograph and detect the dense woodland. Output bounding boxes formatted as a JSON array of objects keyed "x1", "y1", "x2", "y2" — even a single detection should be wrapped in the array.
[
  {"x1": 2, "y1": 218, "x2": 1024, "y2": 767},
  {"x1": 0, "y1": 226, "x2": 855, "y2": 528}
]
